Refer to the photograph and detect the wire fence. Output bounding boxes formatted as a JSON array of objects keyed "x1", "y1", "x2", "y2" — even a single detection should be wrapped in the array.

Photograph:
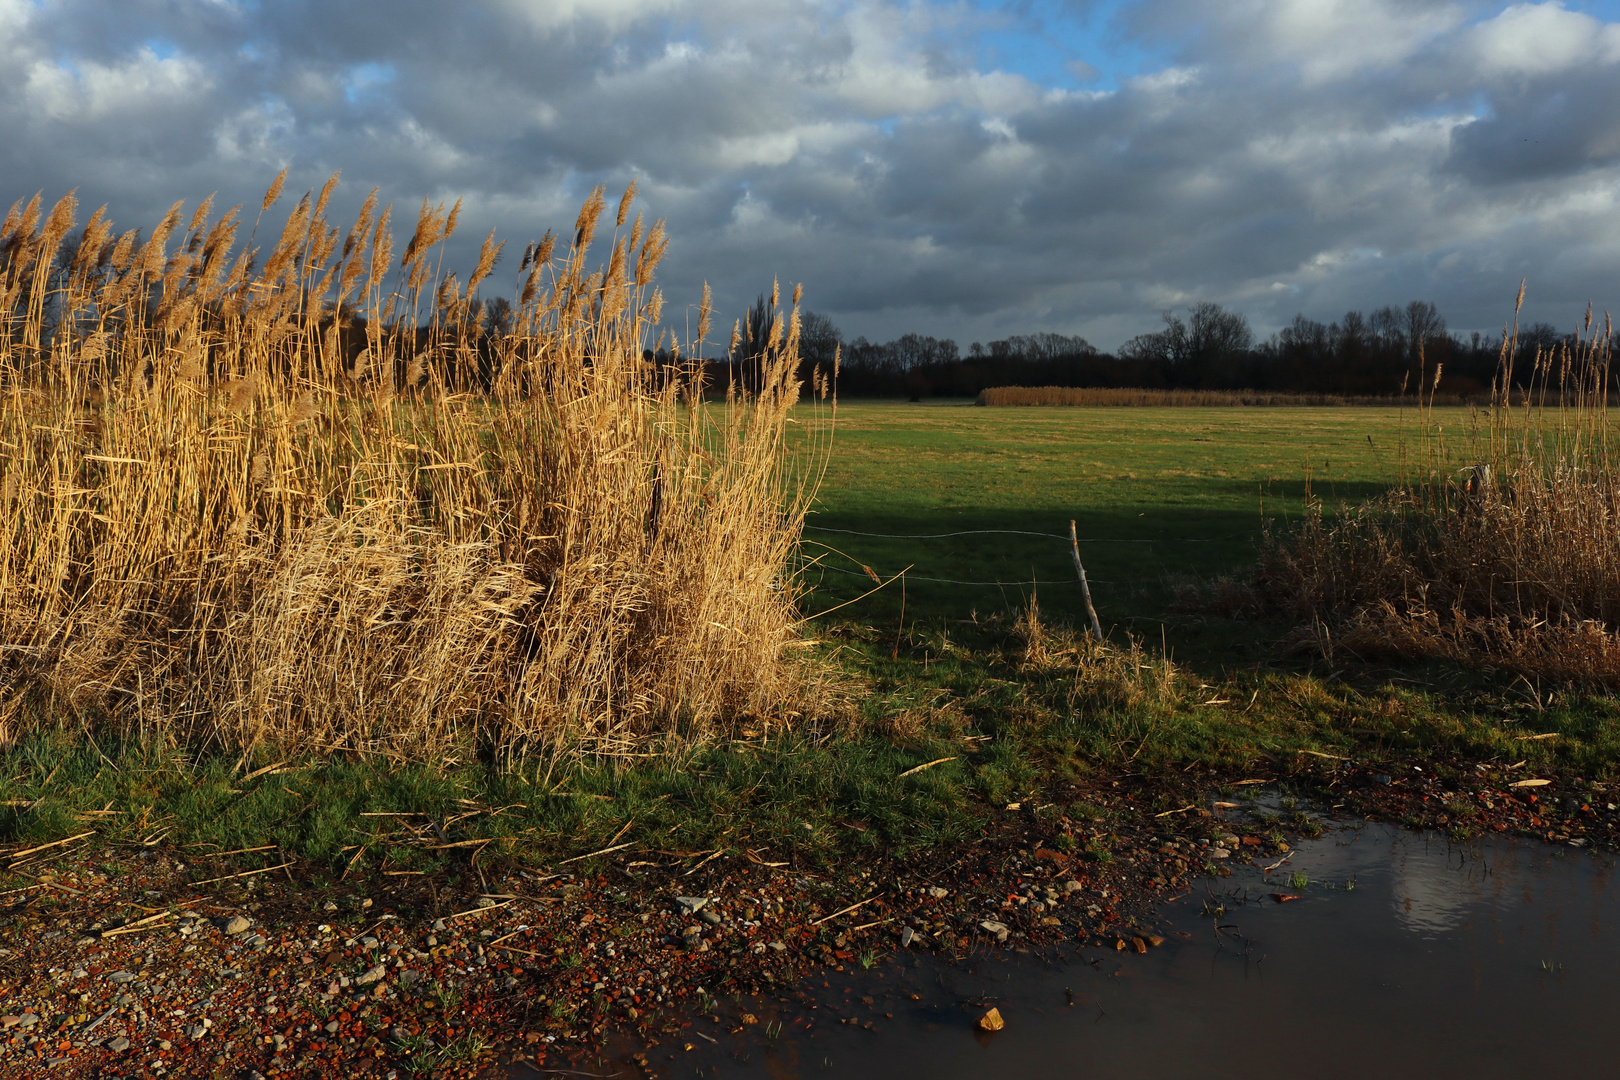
[
  {"x1": 804, "y1": 525, "x2": 1251, "y2": 544},
  {"x1": 798, "y1": 524, "x2": 1257, "y2": 588}
]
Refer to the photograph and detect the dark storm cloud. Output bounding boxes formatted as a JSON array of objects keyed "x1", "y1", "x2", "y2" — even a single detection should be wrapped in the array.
[{"x1": 1, "y1": 0, "x2": 1618, "y2": 346}]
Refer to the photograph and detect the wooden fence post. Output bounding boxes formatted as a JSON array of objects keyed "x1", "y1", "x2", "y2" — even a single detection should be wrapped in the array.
[{"x1": 1068, "y1": 519, "x2": 1105, "y2": 643}]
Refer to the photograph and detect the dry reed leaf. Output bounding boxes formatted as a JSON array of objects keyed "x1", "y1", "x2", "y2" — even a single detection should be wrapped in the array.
[{"x1": 0, "y1": 174, "x2": 829, "y2": 756}]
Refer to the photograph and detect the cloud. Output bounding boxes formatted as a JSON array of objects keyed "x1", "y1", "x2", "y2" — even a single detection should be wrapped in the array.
[{"x1": 1, "y1": 0, "x2": 1618, "y2": 348}]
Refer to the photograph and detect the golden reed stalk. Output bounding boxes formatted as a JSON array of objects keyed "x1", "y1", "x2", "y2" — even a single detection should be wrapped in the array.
[
  {"x1": 0, "y1": 176, "x2": 830, "y2": 760},
  {"x1": 1253, "y1": 292, "x2": 1620, "y2": 682}
]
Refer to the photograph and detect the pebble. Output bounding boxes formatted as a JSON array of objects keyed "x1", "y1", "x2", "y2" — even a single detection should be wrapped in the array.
[
  {"x1": 107, "y1": 1036, "x2": 130, "y2": 1052},
  {"x1": 979, "y1": 920, "x2": 1010, "y2": 942},
  {"x1": 675, "y1": 896, "x2": 709, "y2": 914},
  {"x1": 354, "y1": 964, "x2": 389, "y2": 986},
  {"x1": 1211, "y1": 847, "x2": 1231, "y2": 859},
  {"x1": 925, "y1": 886, "x2": 949, "y2": 899},
  {"x1": 107, "y1": 971, "x2": 137, "y2": 983},
  {"x1": 699, "y1": 910, "x2": 722, "y2": 925},
  {"x1": 224, "y1": 915, "x2": 252, "y2": 935},
  {"x1": 899, "y1": 926, "x2": 916, "y2": 947}
]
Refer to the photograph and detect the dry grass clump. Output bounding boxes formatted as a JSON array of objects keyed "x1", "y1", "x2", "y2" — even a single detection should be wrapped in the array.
[
  {"x1": 0, "y1": 174, "x2": 830, "y2": 759},
  {"x1": 1253, "y1": 294, "x2": 1620, "y2": 683},
  {"x1": 1008, "y1": 599, "x2": 1179, "y2": 715},
  {"x1": 975, "y1": 386, "x2": 1468, "y2": 408}
]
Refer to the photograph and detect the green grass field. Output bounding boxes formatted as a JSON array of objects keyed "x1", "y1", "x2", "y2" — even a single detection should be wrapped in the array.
[
  {"x1": 797, "y1": 400, "x2": 1430, "y2": 628},
  {"x1": 9, "y1": 399, "x2": 1617, "y2": 874}
]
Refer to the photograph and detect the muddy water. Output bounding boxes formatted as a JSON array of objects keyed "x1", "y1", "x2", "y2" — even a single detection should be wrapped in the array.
[{"x1": 526, "y1": 824, "x2": 1620, "y2": 1079}]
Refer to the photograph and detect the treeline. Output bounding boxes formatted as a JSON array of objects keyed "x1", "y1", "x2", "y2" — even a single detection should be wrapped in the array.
[{"x1": 790, "y1": 300, "x2": 1609, "y2": 400}]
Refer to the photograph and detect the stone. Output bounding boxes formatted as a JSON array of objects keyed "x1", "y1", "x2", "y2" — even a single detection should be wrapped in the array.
[
  {"x1": 767, "y1": 941, "x2": 787, "y2": 953},
  {"x1": 16, "y1": 1013, "x2": 37, "y2": 1029},
  {"x1": 107, "y1": 1037, "x2": 130, "y2": 1052},
  {"x1": 1064, "y1": 880, "x2": 1083, "y2": 893},
  {"x1": 925, "y1": 886, "x2": 949, "y2": 899},
  {"x1": 899, "y1": 926, "x2": 916, "y2": 948},
  {"x1": 107, "y1": 972, "x2": 137, "y2": 983},
  {"x1": 0, "y1": 1017, "x2": 19, "y2": 1031},
  {"x1": 977, "y1": 1007, "x2": 1005, "y2": 1032},
  {"x1": 354, "y1": 964, "x2": 389, "y2": 986},
  {"x1": 322, "y1": 900, "x2": 338, "y2": 912},
  {"x1": 699, "y1": 910, "x2": 722, "y2": 925},
  {"x1": 398, "y1": 970, "x2": 421, "y2": 989},
  {"x1": 979, "y1": 920, "x2": 1010, "y2": 942},
  {"x1": 223, "y1": 916, "x2": 252, "y2": 936},
  {"x1": 1211, "y1": 848, "x2": 1231, "y2": 860},
  {"x1": 675, "y1": 896, "x2": 709, "y2": 914}
]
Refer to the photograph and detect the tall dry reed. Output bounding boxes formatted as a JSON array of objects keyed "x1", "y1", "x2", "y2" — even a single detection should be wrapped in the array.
[
  {"x1": 0, "y1": 175, "x2": 831, "y2": 760},
  {"x1": 1253, "y1": 291, "x2": 1620, "y2": 682}
]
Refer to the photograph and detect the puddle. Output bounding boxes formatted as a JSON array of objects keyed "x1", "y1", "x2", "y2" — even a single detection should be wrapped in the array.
[{"x1": 519, "y1": 823, "x2": 1620, "y2": 1079}]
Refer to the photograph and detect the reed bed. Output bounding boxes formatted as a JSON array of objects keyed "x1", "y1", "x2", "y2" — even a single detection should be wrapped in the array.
[
  {"x1": 0, "y1": 174, "x2": 829, "y2": 759},
  {"x1": 973, "y1": 386, "x2": 1475, "y2": 407},
  {"x1": 1253, "y1": 294, "x2": 1620, "y2": 682}
]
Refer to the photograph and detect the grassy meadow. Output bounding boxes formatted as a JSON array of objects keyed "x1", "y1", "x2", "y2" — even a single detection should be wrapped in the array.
[
  {"x1": 4, "y1": 175, "x2": 1617, "y2": 885},
  {"x1": 13, "y1": 395, "x2": 1620, "y2": 880},
  {"x1": 798, "y1": 400, "x2": 1419, "y2": 628}
]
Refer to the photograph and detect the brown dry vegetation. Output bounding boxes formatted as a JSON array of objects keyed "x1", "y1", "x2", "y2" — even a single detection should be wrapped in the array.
[
  {"x1": 1252, "y1": 293, "x2": 1620, "y2": 683},
  {"x1": 0, "y1": 174, "x2": 830, "y2": 759},
  {"x1": 974, "y1": 385, "x2": 1471, "y2": 407}
]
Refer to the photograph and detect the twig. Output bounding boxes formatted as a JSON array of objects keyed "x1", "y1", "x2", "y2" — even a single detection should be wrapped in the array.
[
  {"x1": 682, "y1": 849, "x2": 725, "y2": 876},
  {"x1": 811, "y1": 894, "x2": 881, "y2": 926},
  {"x1": 556, "y1": 820, "x2": 636, "y2": 865},
  {"x1": 5, "y1": 831, "x2": 95, "y2": 860},
  {"x1": 489, "y1": 942, "x2": 546, "y2": 958},
  {"x1": 1153, "y1": 804, "x2": 1197, "y2": 818},
  {"x1": 848, "y1": 916, "x2": 894, "y2": 932},
  {"x1": 190, "y1": 861, "x2": 293, "y2": 886},
  {"x1": 449, "y1": 899, "x2": 512, "y2": 920},
  {"x1": 898, "y1": 757, "x2": 956, "y2": 778},
  {"x1": 101, "y1": 912, "x2": 173, "y2": 938},
  {"x1": 486, "y1": 925, "x2": 531, "y2": 947},
  {"x1": 1262, "y1": 852, "x2": 1295, "y2": 875},
  {"x1": 340, "y1": 845, "x2": 367, "y2": 882},
  {"x1": 241, "y1": 760, "x2": 289, "y2": 782},
  {"x1": 212, "y1": 844, "x2": 278, "y2": 858}
]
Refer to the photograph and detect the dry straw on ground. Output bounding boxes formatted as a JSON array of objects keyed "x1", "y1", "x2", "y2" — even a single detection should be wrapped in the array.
[
  {"x1": 1252, "y1": 290, "x2": 1620, "y2": 683},
  {"x1": 0, "y1": 174, "x2": 831, "y2": 759}
]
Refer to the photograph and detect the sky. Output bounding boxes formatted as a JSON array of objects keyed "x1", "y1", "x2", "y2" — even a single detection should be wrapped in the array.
[{"x1": 3, "y1": 0, "x2": 1620, "y2": 350}]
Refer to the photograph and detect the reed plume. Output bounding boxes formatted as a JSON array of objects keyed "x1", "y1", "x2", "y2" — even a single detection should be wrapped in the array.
[{"x1": 0, "y1": 174, "x2": 828, "y2": 760}]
